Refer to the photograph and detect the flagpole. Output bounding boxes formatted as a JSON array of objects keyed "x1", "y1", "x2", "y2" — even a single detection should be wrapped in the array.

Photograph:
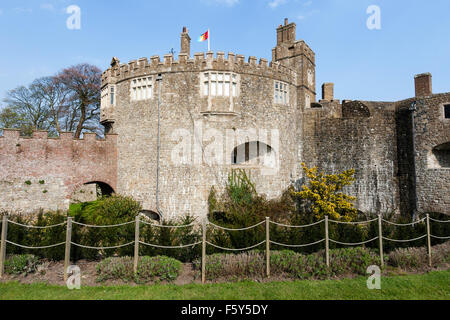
[{"x1": 208, "y1": 29, "x2": 210, "y2": 52}]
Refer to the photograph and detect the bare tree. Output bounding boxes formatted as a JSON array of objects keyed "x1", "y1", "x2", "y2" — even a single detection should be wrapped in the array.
[
  {"x1": 32, "y1": 77, "x2": 69, "y2": 134},
  {"x1": 55, "y1": 64, "x2": 102, "y2": 139},
  {"x1": 2, "y1": 63, "x2": 103, "y2": 138}
]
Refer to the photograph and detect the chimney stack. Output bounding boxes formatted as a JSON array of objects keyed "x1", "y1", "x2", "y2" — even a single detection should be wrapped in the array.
[
  {"x1": 277, "y1": 18, "x2": 296, "y2": 45},
  {"x1": 415, "y1": 73, "x2": 432, "y2": 97},
  {"x1": 322, "y1": 83, "x2": 334, "y2": 101},
  {"x1": 180, "y1": 26, "x2": 191, "y2": 57}
]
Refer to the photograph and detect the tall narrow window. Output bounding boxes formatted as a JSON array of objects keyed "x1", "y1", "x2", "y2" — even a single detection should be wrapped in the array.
[
  {"x1": 224, "y1": 74, "x2": 230, "y2": 96},
  {"x1": 445, "y1": 104, "x2": 450, "y2": 119},
  {"x1": 110, "y1": 86, "x2": 115, "y2": 105},
  {"x1": 131, "y1": 77, "x2": 153, "y2": 101},
  {"x1": 203, "y1": 72, "x2": 238, "y2": 97},
  {"x1": 274, "y1": 81, "x2": 288, "y2": 104}
]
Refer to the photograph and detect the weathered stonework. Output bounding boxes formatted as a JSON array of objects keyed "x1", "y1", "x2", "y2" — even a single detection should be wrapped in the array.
[{"x1": 0, "y1": 20, "x2": 448, "y2": 217}]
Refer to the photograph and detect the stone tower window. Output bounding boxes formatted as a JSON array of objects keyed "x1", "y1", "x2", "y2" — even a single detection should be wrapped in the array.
[
  {"x1": 110, "y1": 86, "x2": 115, "y2": 105},
  {"x1": 101, "y1": 85, "x2": 115, "y2": 108},
  {"x1": 307, "y1": 69, "x2": 314, "y2": 87},
  {"x1": 131, "y1": 77, "x2": 153, "y2": 101},
  {"x1": 203, "y1": 72, "x2": 237, "y2": 97},
  {"x1": 305, "y1": 93, "x2": 311, "y2": 108},
  {"x1": 274, "y1": 81, "x2": 288, "y2": 104},
  {"x1": 444, "y1": 104, "x2": 450, "y2": 119}
]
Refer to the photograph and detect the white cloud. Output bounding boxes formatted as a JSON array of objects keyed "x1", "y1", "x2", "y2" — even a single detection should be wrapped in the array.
[
  {"x1": 203, "y1": 0, "x2": 240, "y2": 7},
  {"x1": 13, "y1": 7, "x2": 33, "y2": 14},
  {"x1": 268, "y1": 0, "x2": 287, "y2": 9},
  {"x1": 40, "y1": 3, "x2": 55, "y2": 12}
]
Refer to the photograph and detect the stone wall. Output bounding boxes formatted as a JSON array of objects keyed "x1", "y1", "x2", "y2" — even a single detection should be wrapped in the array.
[
  {"x1": 302, "y1": 101, "x2": 400, "y2": 214},
  {"x1": 0, "y1": 130, "x2": 118, "y2": 214},
  {"x1": 410, "y1": 93, "x2": 450, "y2": 213}
]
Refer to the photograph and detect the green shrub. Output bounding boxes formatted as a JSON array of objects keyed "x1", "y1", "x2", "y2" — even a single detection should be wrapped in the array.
[
  {"x1": 96, "y1": 256, "x2": 182, "y2": 283},
  {"x1": 5, "y1": 254, "x2": 39, "y2": 275},
  {"x1": 5, "y1": 212, "x2": 66, "y2": 261},
  {"x1": 69, "y1": 195, "x2": 142, "y2": 260},
  {"x1": 140, "y1": 216, "x2": 201, "y2": 263}
]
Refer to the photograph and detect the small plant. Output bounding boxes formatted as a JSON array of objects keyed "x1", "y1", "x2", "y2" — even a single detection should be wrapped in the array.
[
  {"x1": 4, "y1": 254, "x2": 39, "y2": 276},
  {"x1": 96, "y1": 256, "x2": 182, "y2": 284},
  {"x1": 25, "y1": 181, "x2": 32, "y2": 185},
  {"x1": 39, "y1": 180, "x2": 45, "y2": 185},
  {"x1": 43, "y1": 190, "x2": 48, "y2": 194},
  {"x1": 388, "y1": 241, "x2": 450, "y2": 270}
]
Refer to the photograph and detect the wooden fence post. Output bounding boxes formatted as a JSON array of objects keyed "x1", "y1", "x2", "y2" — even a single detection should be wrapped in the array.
[
  {"x1": 0, "y1": 215, "x2": 8, "y2": 278},
  {"x1": 134, "y1": 216, "x2": 140, "y2": 273},
  {"x1": 202, "y1": 217, "x2": 207, "y2": 284},
  {"x1": 325, "y1": 216, "x2": 330, "y2": 268},
  {"x1": 64, "y1": 217, "x2": 72, "y2": 283},
  {"x1": 426, "y1": 214, "x2": 432, "y2": 267},
  {"x1": 266, "y1": 217, "x2": 270, "y2": 278},
  {"x1": 378, "y1": 215, "x2": 384, "y2": 268}
]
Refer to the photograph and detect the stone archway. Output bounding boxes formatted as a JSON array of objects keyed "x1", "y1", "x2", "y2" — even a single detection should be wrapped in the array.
[
  {"x1": 231, "y1": 141, "x2": 277, "y2": 167},
  {"x1": 428, "y1": 142, "x2": 450, "y2": 169},
  {"x1": 70, "y1": 181, "x2": 116, "y2": 204}
]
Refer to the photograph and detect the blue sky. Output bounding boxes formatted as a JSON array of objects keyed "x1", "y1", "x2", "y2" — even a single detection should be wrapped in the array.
[{"x1": 0, "y1": 0, "x2": 449, "y2": 104}]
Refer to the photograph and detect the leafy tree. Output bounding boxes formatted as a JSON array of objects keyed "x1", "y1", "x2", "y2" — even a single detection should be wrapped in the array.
[
  {"x1": 0, "y1": 106, "x2": 26, "y2": 129},
  {"x1": 3, "y1": 82, "x2": 53, "y2": 134},
  {"x1": 291, "y1": 163, "x2": 358, "y2": 222}
]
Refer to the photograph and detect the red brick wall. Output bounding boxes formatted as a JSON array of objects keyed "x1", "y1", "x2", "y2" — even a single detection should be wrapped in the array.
[{"x1": 0, "y1": 130, "x2": 117, "y2": 214}]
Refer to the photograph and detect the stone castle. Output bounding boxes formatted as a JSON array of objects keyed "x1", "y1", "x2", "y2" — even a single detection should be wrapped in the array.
[{"x1": 1, "y1": 20, "x2": 449, "y2": 218}]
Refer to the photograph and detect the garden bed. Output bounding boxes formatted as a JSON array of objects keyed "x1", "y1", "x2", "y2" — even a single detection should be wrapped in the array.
[{"x1": 1, "y1": 242, "x2": 449, "y2": 287}]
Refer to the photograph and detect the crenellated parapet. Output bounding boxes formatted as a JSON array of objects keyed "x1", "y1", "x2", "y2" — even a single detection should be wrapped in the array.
[
  {"x1": 0, "y1": 129, "x2": 117, "y2": 143},
  {"x1": 101, "y1": 51, "x2": 298, "y2": 88}
]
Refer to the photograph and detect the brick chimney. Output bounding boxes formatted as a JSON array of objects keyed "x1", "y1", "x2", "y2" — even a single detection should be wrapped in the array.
[
  {"x1": 415, "y1": 73, "x2": 432, "y2": 97},
  {"x1": 322, "y1": 83, "x2": 334, "y2": 101},
  {"x1": 180, "y1": 26, "x2": 191, "y2": 57},
  {"x1": 276, "y1": 18, "x2": 296, "y2": 45}
]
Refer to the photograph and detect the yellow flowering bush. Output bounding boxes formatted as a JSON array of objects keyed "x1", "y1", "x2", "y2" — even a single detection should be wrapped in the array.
[{"x1": 292, "y1": 163, "x2": 358, "y2": 222}]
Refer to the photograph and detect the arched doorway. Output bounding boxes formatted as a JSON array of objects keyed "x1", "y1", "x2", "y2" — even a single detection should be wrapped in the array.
[
  {"x1": 428, "y1": 142, "x2": 450, "y2": 168},
  {"x1": 70, "y1": 181, "x2": 115, "y2": 203},
  {"x1": 231, "y1": 141, "x2": 277, "y2": 167},
  {"x1": 139, "y1": 210, "x2": 162, "y2": 222}
]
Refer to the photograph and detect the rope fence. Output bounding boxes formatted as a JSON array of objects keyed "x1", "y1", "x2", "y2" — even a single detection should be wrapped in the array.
[{"x1": 0, "y1": 213, "x2": 448, "y2": 282}]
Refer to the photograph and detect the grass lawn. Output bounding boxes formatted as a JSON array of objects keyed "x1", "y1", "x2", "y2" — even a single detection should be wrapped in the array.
[{"x1": 0, "y1": 270, "x2": 449, "y2": 300}]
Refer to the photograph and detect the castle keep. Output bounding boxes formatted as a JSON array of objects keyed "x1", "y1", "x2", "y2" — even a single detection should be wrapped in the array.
[{"x1": 1, "y1": 20, "x2": 449, "y2": 218}]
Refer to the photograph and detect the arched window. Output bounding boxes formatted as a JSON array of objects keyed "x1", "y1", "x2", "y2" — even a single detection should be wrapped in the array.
[
  {"x1": 231, "y1": 141, "x2": 276, "y2": 167},
  {"x1": 428, "y1": 142, "x2": 450, "y2": 168}
]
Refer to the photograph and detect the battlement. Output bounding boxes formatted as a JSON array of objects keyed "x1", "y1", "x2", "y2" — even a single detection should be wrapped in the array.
[
  {"x1": 101, "y1": 51, "x2": 298, "y2": 87},
  {"x1": 0, "y1": 129, "x2": 118, "y2": 143}
]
